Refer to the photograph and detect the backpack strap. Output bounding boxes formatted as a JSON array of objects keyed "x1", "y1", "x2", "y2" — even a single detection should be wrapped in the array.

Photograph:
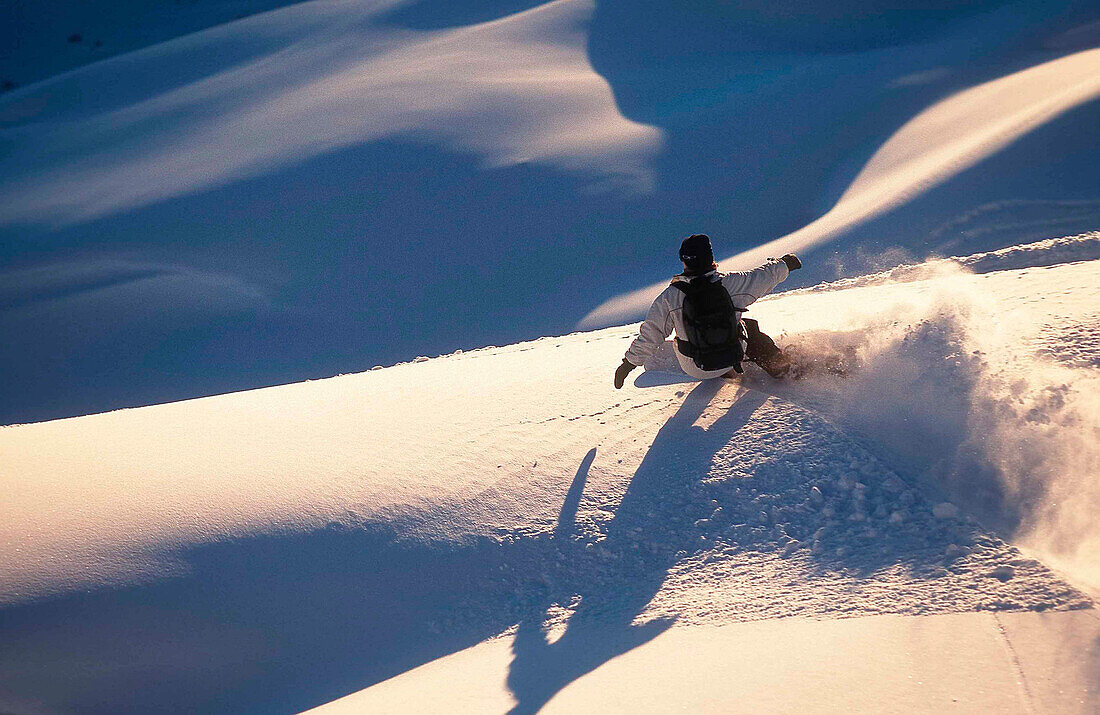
[
  {"x1": 671, "y1": 281, "x2": 697, "y2": 357},
  {"x1": 671, "y1": 278, "x2": 748, "y2": 311},
  {"x1": 671, "y1": 276, "x2": 711, "y2": 293}
]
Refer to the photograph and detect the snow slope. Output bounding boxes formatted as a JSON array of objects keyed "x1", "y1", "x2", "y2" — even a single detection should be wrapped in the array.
[
  {"x1": 580, "y1": 48, "x2": 1100, "y2": 327},
  {"x1": 3, "y1": 0, "x2": 1100, "y2": 423},
  {"x1": 2, "y1": 234, "x2": 1097, "y2": 713},
  {"x1": 309, "y1": 610, "x2": 1100, "y2": 714}
]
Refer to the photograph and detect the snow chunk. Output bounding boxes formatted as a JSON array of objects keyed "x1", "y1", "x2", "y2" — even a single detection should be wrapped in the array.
[
  {"x1": 932, "y1": 503, "x2": 960, "y2": 520},
  {"x1": 882, "y1": 475, "x2": 906, "y2": 493}
]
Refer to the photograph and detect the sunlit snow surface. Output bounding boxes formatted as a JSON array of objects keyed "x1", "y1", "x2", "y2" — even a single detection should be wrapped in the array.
[
  {"x1": 1, "y1": 235, "x2": 1097, "y2": 713},
  {"x1": 2, "y1": 0, "x2": 1100, "y2": 710},
  {"x1": 2, "y1": 0, "x2": 1100, "y2": 423}
]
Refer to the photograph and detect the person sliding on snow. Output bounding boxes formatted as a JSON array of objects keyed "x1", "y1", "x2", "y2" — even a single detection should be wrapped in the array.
[{"x1": 614, "y1": 234, "x2": 801, "y2": 389}]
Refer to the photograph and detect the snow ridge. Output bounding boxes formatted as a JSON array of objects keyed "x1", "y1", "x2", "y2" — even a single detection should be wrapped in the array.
[{"x1": 775, "y1": 231, "x2": 1100, "y2": 296}]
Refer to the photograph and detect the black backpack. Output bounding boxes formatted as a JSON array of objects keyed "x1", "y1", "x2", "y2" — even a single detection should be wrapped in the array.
[{"x1": 671, "y1": 277, "x2": 747, "y2": 373}]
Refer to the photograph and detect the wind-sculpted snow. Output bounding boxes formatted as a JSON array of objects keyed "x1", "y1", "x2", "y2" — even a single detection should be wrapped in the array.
[
  {"x1": 0, "y1": 0, "x2": 659, "y2": 225},
  {"x1": 1, "y1": 245, "x2": 1096, "y2": 713}
]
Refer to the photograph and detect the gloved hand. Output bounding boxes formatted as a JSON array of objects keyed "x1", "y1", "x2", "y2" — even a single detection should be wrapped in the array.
[
  {"x1": 614, "y1": 358, "x2": 637, "y2": 389},
  {"x1": 780, "y1": 253, "x2": 802, "y2": 271}
]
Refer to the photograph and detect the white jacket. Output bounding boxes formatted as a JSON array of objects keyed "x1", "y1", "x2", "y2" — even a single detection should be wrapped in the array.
[{"x1": 624, "y1": 259, "x2": 790, "y2": 368}]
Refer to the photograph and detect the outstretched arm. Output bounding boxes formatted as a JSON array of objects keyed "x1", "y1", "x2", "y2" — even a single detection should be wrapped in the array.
[{"x1": 721, "y1": 254, "x2": 800, "y2": 307}]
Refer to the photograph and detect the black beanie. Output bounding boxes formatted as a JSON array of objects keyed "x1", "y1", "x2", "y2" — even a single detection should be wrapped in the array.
[{"x1": 679, "y1": 234, "x2": 714, "y2": 272}]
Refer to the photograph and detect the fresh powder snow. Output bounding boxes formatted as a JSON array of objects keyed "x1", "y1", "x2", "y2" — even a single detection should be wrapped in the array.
[
  {"x1": 2, "y1": 236, "x2": 1098, "y2": 712},
  {"x1": 2, "y1": 0, "x2": 1099, "y2": 712}
]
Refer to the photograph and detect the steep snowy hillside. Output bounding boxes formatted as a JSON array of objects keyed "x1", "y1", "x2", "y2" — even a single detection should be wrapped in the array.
[
  {"x1": 3, "y1": 0, "x2": 1099, "y2": 423},
  {"x1": 2, "y1": 235, "x2": 1097, "y2": 713}
]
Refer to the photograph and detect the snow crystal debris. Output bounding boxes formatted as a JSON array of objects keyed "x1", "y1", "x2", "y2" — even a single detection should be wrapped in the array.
[
  {"x1": 932, "y1": 502, "x2": 960, "y2": 520},
  {"x1": 883, "y1": 475, "x2": 906, "y2": 493},
  {"x1": 944, "y1": 544, "x2": 967, "y2": 560}
]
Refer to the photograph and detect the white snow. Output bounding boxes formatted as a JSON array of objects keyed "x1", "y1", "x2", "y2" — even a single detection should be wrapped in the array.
[
  {"x1": 306, "y1": 610, "x2": 1100, "y2": 714},
  {"x1": 3, "y1": 0, "x2": 1100, "y2": 711},
  {"x1": 0, "y1": 0, "x2": 659, "y2": 225},
  {"x1": 3, "y1": 1, "x2": 1099, "y2": 429},
  {"x1": 580, "y1": 46, "x2": 1100, "y2": 327},
  {"x1": 1, "y1": 237, "x2": 1097, "y2": 712}
]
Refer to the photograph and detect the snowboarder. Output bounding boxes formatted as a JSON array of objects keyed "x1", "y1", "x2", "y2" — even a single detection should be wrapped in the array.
[{"x1": 614, "y1": 234, "x2": 801, "y2": 388}]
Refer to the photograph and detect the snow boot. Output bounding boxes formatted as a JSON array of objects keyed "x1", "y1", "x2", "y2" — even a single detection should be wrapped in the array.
[{"x1": 743, "y1": 318, "x2": 792, "y2": 379}]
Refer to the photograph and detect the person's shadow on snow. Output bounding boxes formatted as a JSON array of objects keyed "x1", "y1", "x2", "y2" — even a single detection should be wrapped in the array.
[{"x1": 506, "y1": 380, "x2": 767, "y2": 714}]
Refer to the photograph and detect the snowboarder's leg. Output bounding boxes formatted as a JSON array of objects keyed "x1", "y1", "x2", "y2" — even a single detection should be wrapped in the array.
[{"x1": 743, "y1": 318, "x2": 791, "y2": 378}]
